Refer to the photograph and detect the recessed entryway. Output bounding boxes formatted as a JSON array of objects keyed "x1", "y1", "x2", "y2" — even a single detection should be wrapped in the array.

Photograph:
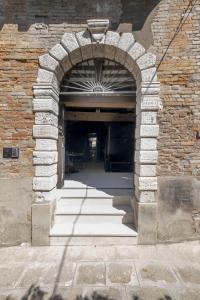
[
  {"x1": 32, "y1": 28, "x2": 161, "y2": 245},
  {"x1": 50, "y1": 58, "x2": 138, "y2": 244}
]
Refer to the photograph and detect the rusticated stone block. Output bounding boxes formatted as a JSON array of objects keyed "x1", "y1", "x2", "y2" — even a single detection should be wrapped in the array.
[
  {"x1": 140, "y1": 95, "x2": 161, "y2": 111},
  {"x1": 35, "y1": 139, "x2": 57, "y2": 151},
  {"x1": 35, "y1": 112, "x2": 58, "y2": 126},
  {"x1": 76, "y1": 30, "x2": 92, "y2": 60},
  {"x1": 49, "y1": 43, "x2": 68, "y2": 62},
  {"x1": 135, "y1": 175, "x2": 158, "y2": 191},
  {"x1": 136, "y1": 138, "x2": 157, "y2": 151},
  {"x1": 141, "y1": 67, "x2": 157, "y2": 82},
  {"x1": 33, "y1": 86, "x2": 59, "y2": 103},
  {"x1": 33, "y1": 174, "x2": 57, "y2": 191},
  {"x1": 33, "y1": 98, "x2": 58, "y2": 115},
  {"x1": 135, "y1": 164, "x2": 157, "y2": 177},
  {"x1": 137, "y1": 111, "x2": 157, "y2": 125},
  {"x1": 39, "y1": 54, "x2": 59, "y2": 73},
  {"x1": 135, "y1": 125, "x2": 159, "y2": 138},
  {"x1": 35, "y1": 164, "x2": 57, "y2": 177},
  {"x1": 37, "y1": 69, "x2": 59, "y2": 90},
  {"x1": 50, "y1": 43, "x2": 72, "y2": 73},
  {"x1": 33, "y1": 125, "x2": 58, "y2": 139},
  {"x1": 141, "y1": 82, "x2": 160, "y2": 96},
  {"x1": 61, "y1": 32, "x2": 82, "y2": 65},
  {"x1": 136, "y1": 52, "x2": 156, "y2": 70},
  {"x1": 33, "y1": 151, "x2": 58, "y2": 165},
  {"x1": 105, "y1": 31, "x2": 120, "y2": 60},
  {"x1": 115, "y1": 32, "x2": 135, "y2": 64},
  {"x1": 135, "y1": 150, "x2": 158, "y2": 164},
  {"x1": 129, "y1": 42, "x2": 146, "y2": 61},
  {"x1": 139, "y1": 191, "x2": 156, "y2": 203}
]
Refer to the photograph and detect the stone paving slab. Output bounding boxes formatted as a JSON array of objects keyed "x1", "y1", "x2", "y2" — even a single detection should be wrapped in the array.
[
  {"x1": 106, "y1": 262, "x2": 138, "y2": 286},
  {"x1": 0, "y1": 241, "x2": 200, "y2": 299},
  {"x1": 74, "y1": 262, "x2": 106, "y2": 286},
  {"x1": 135, "y1": 261, "x2": 180, "y2": 286}
]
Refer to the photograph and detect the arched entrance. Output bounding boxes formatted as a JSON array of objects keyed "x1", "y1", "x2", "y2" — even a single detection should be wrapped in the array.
[
  {"x1": 32, "y1": 26, "x2": 162, "y2": 245},
  {"x1": 58, "y1": 58, "x2": 136, "y2": 188}
]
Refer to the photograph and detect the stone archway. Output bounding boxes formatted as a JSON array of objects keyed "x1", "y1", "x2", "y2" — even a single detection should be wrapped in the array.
[{"x1": 32, "y1": 27, "x2": 162, "y2": 245}]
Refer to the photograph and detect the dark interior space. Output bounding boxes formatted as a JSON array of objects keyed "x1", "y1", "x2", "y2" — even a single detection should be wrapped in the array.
[{"x1": 65, "y1": 120, "x2": 134, "y2": 175}]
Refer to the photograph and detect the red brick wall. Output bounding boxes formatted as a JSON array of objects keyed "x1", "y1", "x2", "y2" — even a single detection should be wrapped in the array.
[{"x1": 150, "y1": 0, "x2": 200, "y2": 177}]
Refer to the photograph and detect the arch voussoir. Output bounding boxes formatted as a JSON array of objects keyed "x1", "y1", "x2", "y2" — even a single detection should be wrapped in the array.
[
  {"x1": 136, "y1": 52, "x2": 157, "y2": 71},
  {"x1": 49, "y1": 43, "x2": 72, "y2": 74},
  {"x1": 39, "y1": 54, "x2": 64, "y2": 82},
  {"x1": 115, "y1": 32, "x2": 135, "y2": 65},
  {"x1": 61, "y1": 32, "x2": 82, "y2": 65},
  {"x1": 76, "y1": 30, "x2": 93, "y2": 61},
  {"x1": 104, "y1": 31, "x2": 120, "y2": 60}
]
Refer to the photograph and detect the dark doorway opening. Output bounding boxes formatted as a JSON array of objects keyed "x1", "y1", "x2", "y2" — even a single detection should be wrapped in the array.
[{"x1": 65, "y1": 121, "x2": 134, "y2": 176}]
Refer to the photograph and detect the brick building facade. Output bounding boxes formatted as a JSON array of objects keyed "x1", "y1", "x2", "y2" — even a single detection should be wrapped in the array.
[{"x1": 0, "y1": 0, "x2": 200, "y2": 246}]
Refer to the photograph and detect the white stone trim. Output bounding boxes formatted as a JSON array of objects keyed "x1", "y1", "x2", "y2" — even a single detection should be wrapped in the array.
[
  {"x1": 136, "y1": 53, "x2": 157, "y2": 70},
  {"x1": 76, "y1": 30, "x2": 92, "y2": 61},
  {"x1": 33, "y1": 151, "x2": 58, "y2": 165},
  {"x1": 135, "y1": 125, "x2": 159, "y2": 138},
  {"x1": 135, "y1": 164, "x2": 157, "y2": 177},
  {"x1": 33, "y1": 98, "x2": 59, "y2": 115},
  {"x1": 33, "y1": 175, "x2": 57, "y2": 191},
  {"x1": 37, "y1": 69, "x2": 59, "y2": 89},
  {"x1": 135, "y1": 175, "x2": 158, "y2": 191},
  {"x1": 33, "y1": 125, "x2": 58, "y2": 139},
  {"x1": 35, "y1": 139, "x2": 57, "y2": 151},
  {"x1": 105, "y1": 31, "x2": 120, "y2": 60},
  {"x1": 136, "y1": 138, "x2": 157, "y2": 151},
  {"x1": 128, "y1": 42, "x2": 146, "y2": 61},
  {"x1": 35, "y1": 113, "x2": 58, "y2": 126},
  {"x1": 134, "y1": 150, "x2": 158, "y2": 164},
  {"x1": 35, "y1": 164, "x2": 57, "y2": 177},
  {"x1": 32, "y1": 29, "x2": 162, "y2": 211}
]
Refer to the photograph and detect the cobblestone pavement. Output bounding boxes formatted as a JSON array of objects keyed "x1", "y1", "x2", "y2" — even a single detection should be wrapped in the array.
[{"x1": 1, "y1": 241, "x2": 200, "y2": 299}]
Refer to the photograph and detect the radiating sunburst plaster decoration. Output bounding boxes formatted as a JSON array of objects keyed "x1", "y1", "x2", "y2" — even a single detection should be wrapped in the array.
[{"x1": 60, "y1": 58, "x2": 136, "y2": 94}]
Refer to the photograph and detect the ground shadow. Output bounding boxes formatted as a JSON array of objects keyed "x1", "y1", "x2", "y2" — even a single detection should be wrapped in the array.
[
  {"x1": 5, "y1": 284, "x2": 174, "y2": 300},
  {"x1": 64, "y1": 166, "x2": 133, "y2": 197}
]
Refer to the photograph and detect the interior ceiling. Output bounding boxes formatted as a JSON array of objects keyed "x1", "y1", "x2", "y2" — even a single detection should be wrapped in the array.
[{"x1": 60, "y1": 58, "x2": 136, "y2": 95}]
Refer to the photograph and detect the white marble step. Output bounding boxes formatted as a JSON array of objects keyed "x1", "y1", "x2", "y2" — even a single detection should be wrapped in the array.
[
  {"x1": 50, "y1": 236, "x2": 138, "y2": 246},
  {"x1": 50, "y1": 223, "x2": 137, "y2": 237},
  {"x1": 56, "y1": 199, "x2": 132, "y2": 215},
  {"x1": 57, "y1": 188, "x2": 133, "y2": 198},
  {"x1": 58, "y1": 196, "x2": 131, "y2": 206},
  {"x1": 54, "y1": 213, "x2": 134, "y2": 224}
]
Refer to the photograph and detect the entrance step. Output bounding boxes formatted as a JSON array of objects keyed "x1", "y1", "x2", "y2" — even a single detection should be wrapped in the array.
[
  {"x1": 56, "y1": 203, "x2": 133, "y2": 216},
  {"x1": 50, "y1": 223, "x2": 137, "y2": 239},
  {"x1": 50, "y1": 195, "x2": 137, "y2": 244},
  {"x1": 50, "y1": 235, "x2": 138, "y2": 246},
  {"x1": 58, "y1": 197, "x2": 131, "y2": 206},
  {"x1": 57, "y1": 188, "x2": 133, "y2": 198},
  {"x1": 54, "y1": 213, "x2": 134, "y2": 225},
  {"x1": 57, "y1": 197, "x2": 131, "y2": 209}
]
